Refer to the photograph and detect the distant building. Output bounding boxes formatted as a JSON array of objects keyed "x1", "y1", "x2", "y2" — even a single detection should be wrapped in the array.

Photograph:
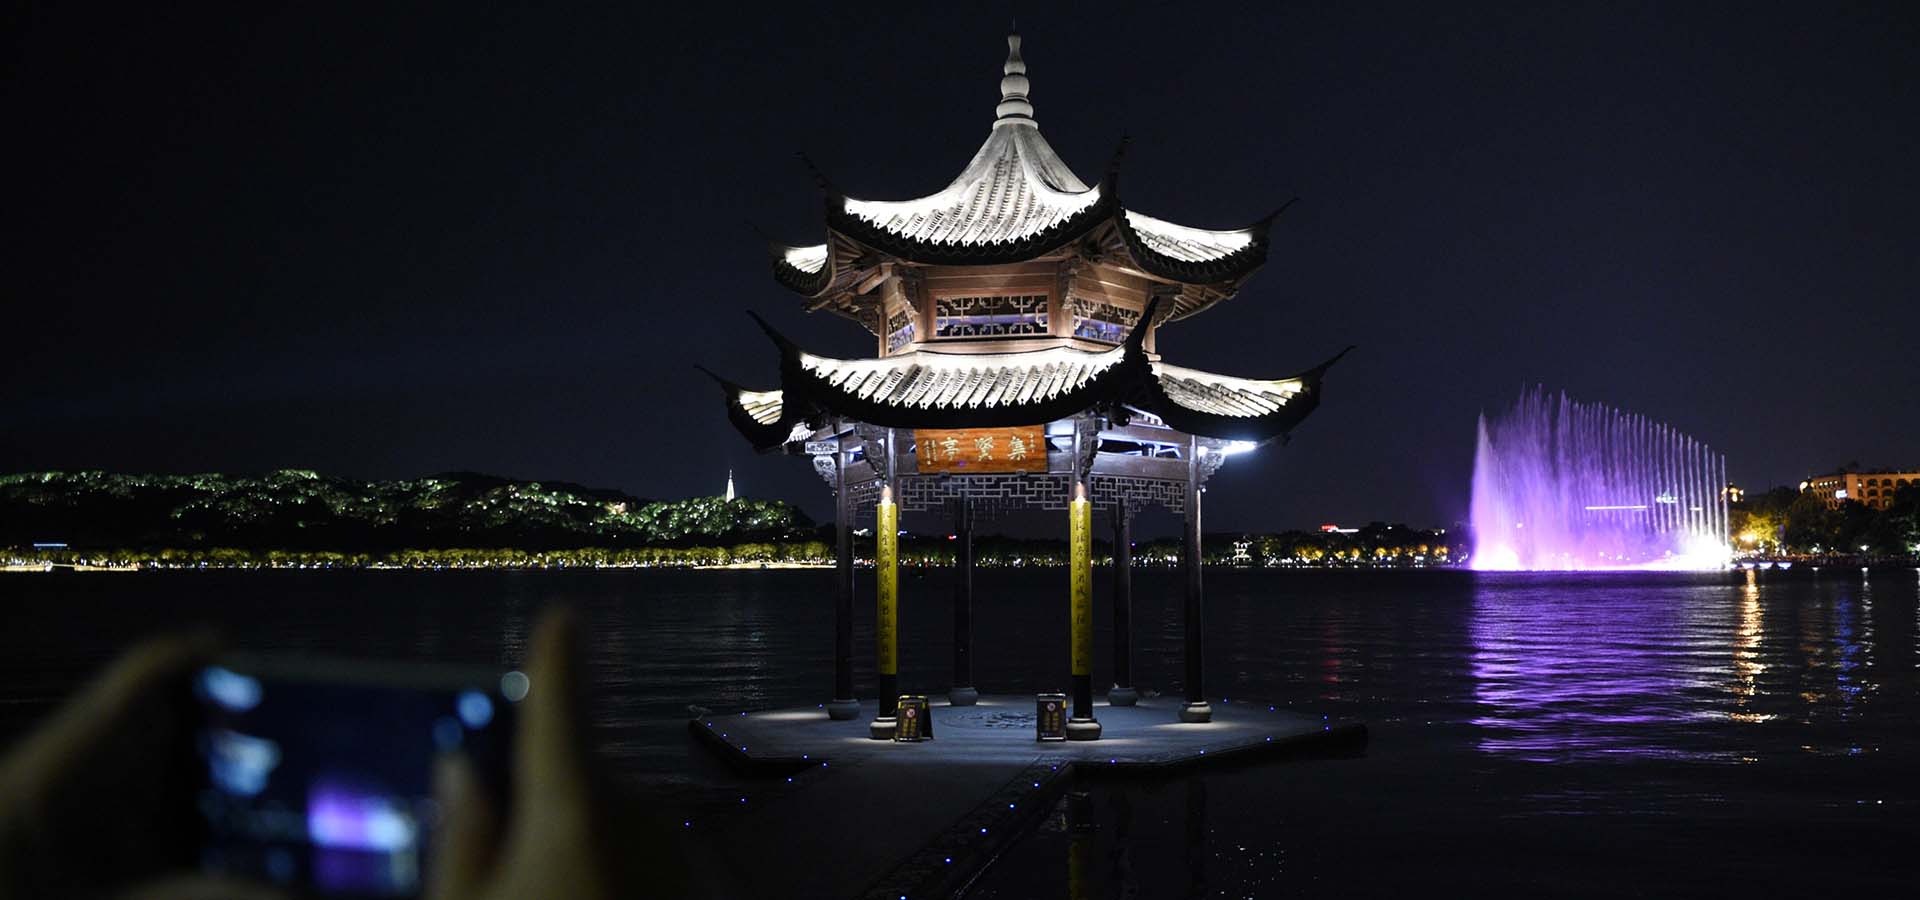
[
  {"x1": 725, "y1": 470, "x2": 736, "y2": 502},
  {"x1": 1800, "y1": 469, "x2": 1919, "y2": 510},
  {"x1": 1722, "y1": 483, "x2": 1744, "y2": 504}
]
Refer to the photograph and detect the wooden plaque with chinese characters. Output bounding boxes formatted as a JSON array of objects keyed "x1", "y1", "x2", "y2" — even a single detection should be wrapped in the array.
[{"x1": 913, "y1": 426, "x2": 1048, "y2": 474}]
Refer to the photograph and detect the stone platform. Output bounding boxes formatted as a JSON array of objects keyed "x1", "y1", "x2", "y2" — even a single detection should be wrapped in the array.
[{"x1": 686, "y1": 695, "x2": 1366, "y2": 899}]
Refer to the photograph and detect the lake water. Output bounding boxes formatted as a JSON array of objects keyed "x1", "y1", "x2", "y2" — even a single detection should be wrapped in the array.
[{"x1": 3, "y1": 567, "x2": 1915, "y2": 895}]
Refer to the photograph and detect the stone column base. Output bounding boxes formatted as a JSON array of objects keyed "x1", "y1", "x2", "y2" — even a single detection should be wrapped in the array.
[
  {"x1": 1178, "y1": 701, "x2": 1213, "y2": 723},
  {"x1": 868, "y1": 717, "x2": 897, "y2": 740},
  {"x1": 948, "y1": 686, "x2": 979, "y2": 706},
  {"x1": 1065, "y1": 718, "x2": 1103, "y2": 741},
  {"x1": 826, "y1": 698, "x2": 860, "y2": 720},
  {"x1": 1106, "y1": 686, "x2": 1138, "y2": 707}
]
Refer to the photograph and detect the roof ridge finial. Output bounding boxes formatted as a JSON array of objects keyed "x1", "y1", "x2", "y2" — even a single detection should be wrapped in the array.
[{"x1": 995, "y1": 30, "x2": 1035, "y2": 127}]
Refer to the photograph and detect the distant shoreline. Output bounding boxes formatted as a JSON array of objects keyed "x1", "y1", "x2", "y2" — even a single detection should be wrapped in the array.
[{"x1": 1, "y1": 557, "x2": 1469, "y2": 573}]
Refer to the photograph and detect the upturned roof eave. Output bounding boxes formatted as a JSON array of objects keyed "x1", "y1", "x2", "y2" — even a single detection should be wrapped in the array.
[{"x1": 707, "y1": 314, "x2": 1346, "y2": 444}]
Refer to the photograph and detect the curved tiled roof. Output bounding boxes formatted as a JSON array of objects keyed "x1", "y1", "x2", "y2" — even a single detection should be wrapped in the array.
[
  {"x1": 802, "y1": 344, "x2": 1126, "y2": 412},
  {"x1": 769, "y1": 243, "x2": 832, "y2": 296},
  {"x1": 706, "y1": 304, "x2": 1350, "y2": 449},
  {"x1": 733, "y1": 386, "x2": 785, "y2": 426},
  {"x1": 1112, "y1": 206, "x2": 1275, "y2": 284},
  {"x1": 779, "y1": 341, "x2": 1140, "y2": 431},
  {"x1": 838, "y1": 124, "x2": 1101, "y2": 251},
  {"x1": 1151, "y1": 362, "x2": 1304, "y2": 419},
  {"x1": 778, "y1": 33, "x2": 1277, "y2": 285},
  {"x1": 1122, "y1": 212, "x2": 1256, "y2": 264}
]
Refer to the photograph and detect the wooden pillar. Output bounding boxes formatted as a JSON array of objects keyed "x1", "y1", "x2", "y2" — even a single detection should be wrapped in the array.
[
  {"x1": 1066, "y1": 426, "x2": 1101, "y2": 740},
  {"x1": 1107, "y1": 506, "x2": 1137, "y2": 706},
  {"x1": 827, "y1": 435, "x2": 858, "y2": 720},
  {"x1": 1180, "y1": 435, "x2": 1212, "y2": 723},
  {"x1": 870, "y1": 429, "x2": 900, "y2": 740},
  {"x1": 950, "y1": 498, "x2": 978, "y2": 705}
]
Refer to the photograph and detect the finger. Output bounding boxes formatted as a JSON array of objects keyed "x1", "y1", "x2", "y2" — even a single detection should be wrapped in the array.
[
  {"x1": 512, "y1": 608, "x2": 593, "y2": 824},
  {"x1": 118, "y1": 872, "x2": 294, "y2": 900},
  {"x1": 426, "y1": 754, "x2": 500, "y2": 900}
]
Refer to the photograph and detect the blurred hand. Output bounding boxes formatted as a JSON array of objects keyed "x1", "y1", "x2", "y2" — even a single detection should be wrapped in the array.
[
  {"x1": 0, "y1": 609, "x2": 659, "y2": 900},
  {"x1": 0, "y1": 632, "x2": 285, "y2": 899},
  {"x1": 427, "y1": 609, "x2": 614, "y2": 900}
]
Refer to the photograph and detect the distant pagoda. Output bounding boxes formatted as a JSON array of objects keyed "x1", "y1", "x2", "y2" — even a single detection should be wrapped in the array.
[{"x1": 705, "y1": 31, "x2": 1347, "y2": 740}]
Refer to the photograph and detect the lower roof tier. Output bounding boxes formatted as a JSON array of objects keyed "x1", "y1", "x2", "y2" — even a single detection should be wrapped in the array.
[{"x1": 707, "y1": 302, "x2": 1350, "y2": 451}]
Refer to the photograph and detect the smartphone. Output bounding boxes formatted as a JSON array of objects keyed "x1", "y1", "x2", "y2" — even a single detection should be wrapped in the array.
[{"x1": 189, "y1": 654, "x2": 521, "y2": 897}]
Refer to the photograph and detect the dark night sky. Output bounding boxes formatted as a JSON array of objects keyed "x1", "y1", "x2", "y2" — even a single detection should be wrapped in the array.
[{"x1": 6, "y1": 2, "x2": 1916, "y2": 534}]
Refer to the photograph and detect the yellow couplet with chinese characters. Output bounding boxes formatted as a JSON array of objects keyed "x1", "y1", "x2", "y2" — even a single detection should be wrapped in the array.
[
  {"x1": 913, "y1": 426, "x2": 1047, "y2": 474},
  {"x1": 876, "y1": 495, "x2": 898, "y2": 676},
  {"x1": 1069, "y1": 489, "x2": 1092, "y2": 677}
]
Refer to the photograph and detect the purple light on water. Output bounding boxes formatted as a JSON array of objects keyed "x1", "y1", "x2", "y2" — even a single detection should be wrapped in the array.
[
  {"x1": 1470, "y1": 388, "x2": 1730, "y2": 571},
  {"x1": 1469, "y1": 585, "x2": 1704, "y2": 762}
]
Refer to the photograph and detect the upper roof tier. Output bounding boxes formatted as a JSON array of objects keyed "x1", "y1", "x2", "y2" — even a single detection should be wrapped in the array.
[
  {"x1": 839, "y1": 120, "x2": 1100, "y2": 252},
  {"x1": 772, "y1": 32, "x2": 1283, "y2": 302}
]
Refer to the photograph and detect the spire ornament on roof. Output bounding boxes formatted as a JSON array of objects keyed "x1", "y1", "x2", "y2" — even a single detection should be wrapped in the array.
[{"x1": 995, "y1": 32, "x2": 1034, "y2": 126}]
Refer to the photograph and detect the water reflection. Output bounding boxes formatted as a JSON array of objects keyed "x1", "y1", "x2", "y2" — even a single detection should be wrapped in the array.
[
  {"x1": 1728, "y1": 571, "x2": 1771, "y2": 724},
  {"x1": 1184, "y1": 778, "x2": 1207, "y2": 899},
  {"x1": 1468, "y1": 572, "x2": 1904, "y2": 762},
  {"x1": 1107, "y1": 791, "x2": 1135, "y2": 900},
  {"x1": 1052, "y1": 771, "x2": 1198, "y2": 898},
  {"x1": 1469, "y1": 574, "x2": 1721, "y2": 761},
  {"x1": 960, "y1": 571, "x2": 1919, "y2": 898},
  {"x1": 12, "y1": 569, "x2": 1915, "y2": 897},
  {"x1": 1834, "y1": 576, "x2": 1867, "y2": 715}
]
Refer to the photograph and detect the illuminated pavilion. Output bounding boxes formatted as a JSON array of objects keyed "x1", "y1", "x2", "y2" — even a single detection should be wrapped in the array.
[{"x1": 705, "y1": 31, "x2": 1348, "y2": 740}]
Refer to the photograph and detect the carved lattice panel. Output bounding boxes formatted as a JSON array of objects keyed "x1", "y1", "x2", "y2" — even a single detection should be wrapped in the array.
[
  {"x1": 897, "y1": 473, "x2": 1073, "y2": 514},
  {"x1": 1089, "y1": 474, "x2": 1187, "y2": 517},
  {"x1": 933, "y1": 294, "x2": 1049, "y2": 338}
]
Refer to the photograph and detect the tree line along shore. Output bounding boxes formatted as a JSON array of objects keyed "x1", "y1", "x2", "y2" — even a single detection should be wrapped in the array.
[
  {"x1": 2, "y1": 470, "x2": 1457, "y2": 570},
  {"x1": 13, "y1": 469, "x2": 1909, "y2": 571}
]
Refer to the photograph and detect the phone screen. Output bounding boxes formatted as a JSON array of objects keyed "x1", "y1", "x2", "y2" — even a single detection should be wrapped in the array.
[{"x1": 190, "y1": 656, "x2": 519, "y2": 897}]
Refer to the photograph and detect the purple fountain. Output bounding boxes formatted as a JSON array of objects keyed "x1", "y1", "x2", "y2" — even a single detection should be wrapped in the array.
[{"x1": 1470, "y1": 388, "x2": 1731, "y2": 571}]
